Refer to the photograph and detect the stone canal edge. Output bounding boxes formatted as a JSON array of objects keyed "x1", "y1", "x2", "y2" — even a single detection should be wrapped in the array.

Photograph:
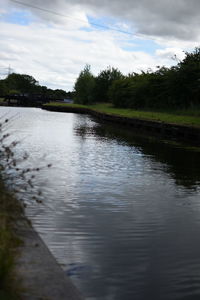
[
  {"x1": 43, "y1": 105, "x2": 200, "y2": 147},
  {"x1": 15, "y1": 217, "x2": 84, "y2": 300}
]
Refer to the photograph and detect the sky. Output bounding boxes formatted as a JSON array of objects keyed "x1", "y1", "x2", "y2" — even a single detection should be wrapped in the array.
[{"x1": 0, "y1": 0, "x2": 200, "y2": 91}]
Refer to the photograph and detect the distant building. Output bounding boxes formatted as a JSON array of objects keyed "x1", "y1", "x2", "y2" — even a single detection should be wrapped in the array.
[{"x1": 63, "y1": 99, "x2": 73, "y2": 104}]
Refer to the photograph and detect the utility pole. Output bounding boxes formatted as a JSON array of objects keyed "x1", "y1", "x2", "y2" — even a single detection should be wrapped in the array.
[
  {"x1": 8, "y1": 65, "x2": 14, "y2": 76},
  {"x1": 8, "y1": 65, "x2": 11, "y2": 75},
  {"x1": 0, "y1": 65, "x2": 14, "y2": 80}
]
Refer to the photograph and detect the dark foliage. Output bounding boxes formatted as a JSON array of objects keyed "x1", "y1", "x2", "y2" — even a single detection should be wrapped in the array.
[
  {"x1": 74, "y1": 65, "x2": 95, "y2": 104},
  {"x1": 94, "y1": 67, "x2": 123, "y2": 102},
  {"x1": 109, "y1": 47, "x2": 200, "y2": 110},
  {"x1": 74, "y1": 47, "x2": 200, "y2": 110},
  {"x1": 0, "y1": 73, "x2": 72, "y2": 102}
]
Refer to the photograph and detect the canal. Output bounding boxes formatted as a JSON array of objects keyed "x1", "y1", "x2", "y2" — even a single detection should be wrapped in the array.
[{"x1": 1, "y1": 107, "x2": 200, "y2": 300}]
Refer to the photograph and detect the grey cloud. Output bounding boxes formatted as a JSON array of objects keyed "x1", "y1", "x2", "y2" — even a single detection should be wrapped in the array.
[{"x1": 11, "y1": 0, "x2": 200, "y2": 40}]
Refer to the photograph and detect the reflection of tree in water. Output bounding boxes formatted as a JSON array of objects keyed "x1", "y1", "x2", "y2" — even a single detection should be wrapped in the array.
[{"x1": 74, "y1": 119, "x2": 200, "y2": 190}]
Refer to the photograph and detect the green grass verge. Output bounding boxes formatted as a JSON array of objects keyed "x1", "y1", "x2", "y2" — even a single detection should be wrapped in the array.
[
  {"x1": 0, "y1": 98, "x2": 5, "y2": 104},
  {"x1": 0, "y1": 180, "x2": 22, "y2": 300},
  {"x1": 44, "y1": 102, "x2": 200, "y2": 128}
]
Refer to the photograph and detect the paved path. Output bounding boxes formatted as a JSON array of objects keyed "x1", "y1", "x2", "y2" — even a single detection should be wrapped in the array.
[{"x1": 15, "y1": 218, "x2": 84, "y2": 300}]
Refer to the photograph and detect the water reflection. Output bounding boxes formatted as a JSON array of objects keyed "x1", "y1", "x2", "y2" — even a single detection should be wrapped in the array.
[
  {"x1": 1, "y1": 107, "x2": 200, "y2": 300},
  {"x1": 74, "y1": 118, "x2": 200, "y2": 190}
]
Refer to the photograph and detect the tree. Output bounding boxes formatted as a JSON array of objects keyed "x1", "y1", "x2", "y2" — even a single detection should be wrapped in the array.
[
  {"x1": 5, "y1": 73, "x2": 38, "y2": 95},
  {"x1": 94, "y1": 66, "x2": 123, "y2": 102},
  {"x1": 74, "y1": 65, "x2": 95, "y2": 104},
  {"x1": 109, "y1": 77, "x2": 133, "y2": 108},
  {"x1": 0, "y1": 80, "x2": 8, "y2": 96},
  {"x1": 176, "y1": 47, "x2": 200, "y2": 107},
  {"x1": 71, "y1": 47, "x2": 200, "y2": 110},
  {"x1": 52, "y1": 89, "x2": 68, "y2": 99}
]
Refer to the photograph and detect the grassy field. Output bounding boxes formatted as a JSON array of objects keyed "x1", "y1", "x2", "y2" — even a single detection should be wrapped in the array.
[{"x1": 44, "y1": 102, "x2": 200, "y2": 128}]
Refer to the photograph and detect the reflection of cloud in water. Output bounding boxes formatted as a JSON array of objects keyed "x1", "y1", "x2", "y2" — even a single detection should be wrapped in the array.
[{"x1": 1, "y1": 107, "x2": 200, "y2": 300}]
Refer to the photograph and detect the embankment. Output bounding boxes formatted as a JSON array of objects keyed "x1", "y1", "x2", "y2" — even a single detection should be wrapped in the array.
[
  {"x1": 15, "y1": 216, "x2": 84, "y2": 300},
  {"x1": 43, "y1": 105, "x2": 200, "y2": 146},
  {"x1": 0, "y1": 183, "x2": 84, "y2": 300}
]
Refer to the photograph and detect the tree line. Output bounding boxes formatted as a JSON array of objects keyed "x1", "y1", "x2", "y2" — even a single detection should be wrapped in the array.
[
  {"x1": 0, "y1": 73, "x2": 73, "y2": 100},
  {"x1": 74, "y1": 47, "x2": 200, "y2": 110}
]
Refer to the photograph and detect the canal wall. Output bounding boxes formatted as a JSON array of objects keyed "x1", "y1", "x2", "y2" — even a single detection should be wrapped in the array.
[
  {"x1": 43, "y1": 105, "x2": 200, "y2": 146},
  {"x1": 16, "y1": 216, "x2": 84, "y2": 300}
]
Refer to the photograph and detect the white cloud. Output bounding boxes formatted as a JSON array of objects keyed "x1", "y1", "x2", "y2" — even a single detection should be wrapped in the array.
[
  {"x1": 1, "y1": 19, "x2": 177, "y2": 90},
  {"x1": 1, "y1": 0, "x2": 199, "y2": 90},
  {"x1": 10, "y1": 0, "x2": 200, "y2": 41},
  {"x1": 156, "y1": 48, "x2": 185, "y2": 61}
]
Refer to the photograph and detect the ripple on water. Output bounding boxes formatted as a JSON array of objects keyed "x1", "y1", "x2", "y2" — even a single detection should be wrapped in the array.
[{"x1": 1, "y1": 107, "x2": 200, "y2": 300}]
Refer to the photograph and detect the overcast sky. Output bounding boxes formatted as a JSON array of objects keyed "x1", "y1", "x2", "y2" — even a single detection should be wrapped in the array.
[{"x1": 0, "y1": 0, "x2": 199, "y2": 90}]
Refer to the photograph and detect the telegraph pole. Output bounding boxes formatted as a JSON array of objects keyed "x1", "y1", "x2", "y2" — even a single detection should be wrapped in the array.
[
  {"x1": 8, "y1": 65, "x2": 14, "y2": 76},
  {"x1": 8, "y1": 65, "x2": 11, "y2": 75}
]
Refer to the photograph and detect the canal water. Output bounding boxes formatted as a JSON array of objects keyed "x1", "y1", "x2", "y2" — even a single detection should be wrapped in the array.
[{"x1": 1, "y1": 107, "x2": 200, "y2": 300}]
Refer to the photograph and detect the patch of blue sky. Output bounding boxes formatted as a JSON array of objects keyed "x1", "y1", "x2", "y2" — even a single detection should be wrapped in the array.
[
  {"x1": 122, "y1": 38, "x2": 164, "y2": 55},
  {"x1": 80, "y1": 14, "x2": 164, "y2": 56},
  {"x1": 79, "y1": 26, "x2": 93, "y2": 32},
  {"x1": 72, "y1": 36, "x2": 92, "y2": 44},
  {"x1": 2, "y1": 10, "x2": 32, "y2": 26}
]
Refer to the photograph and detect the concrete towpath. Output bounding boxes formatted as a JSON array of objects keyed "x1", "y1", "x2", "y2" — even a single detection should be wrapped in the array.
[{"x1": 15, "y1": 218, "x2": 84, "y2": 300}]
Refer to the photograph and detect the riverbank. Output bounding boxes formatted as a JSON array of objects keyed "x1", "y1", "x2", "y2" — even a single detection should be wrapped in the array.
[
  {"x1": 0, "y1": 180, "x2": 84, "y2": 300},
  {"x1": 15, "y1": 215, "x2": 84, "y2": 300},
  {"x1": 0, "y1": 108, "x2": 84, "y2": 299},
  {"x1": 0, "y1": 180, "x2": 22, "y2": 299},
  {"x1": 43, "y1": 103, "x2": 200, "y2": 146}
]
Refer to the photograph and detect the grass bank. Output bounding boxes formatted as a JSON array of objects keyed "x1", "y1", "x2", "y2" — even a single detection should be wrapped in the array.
[
  {"x1": 0, "y1": 98, "x2": 5, "y2": 105},
  {"x1": 0, "y1": 180, "x2": 22, "y2": 300},
  {"x1": 44, "y1": 103, "x2": 200, "y2": 128}
]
